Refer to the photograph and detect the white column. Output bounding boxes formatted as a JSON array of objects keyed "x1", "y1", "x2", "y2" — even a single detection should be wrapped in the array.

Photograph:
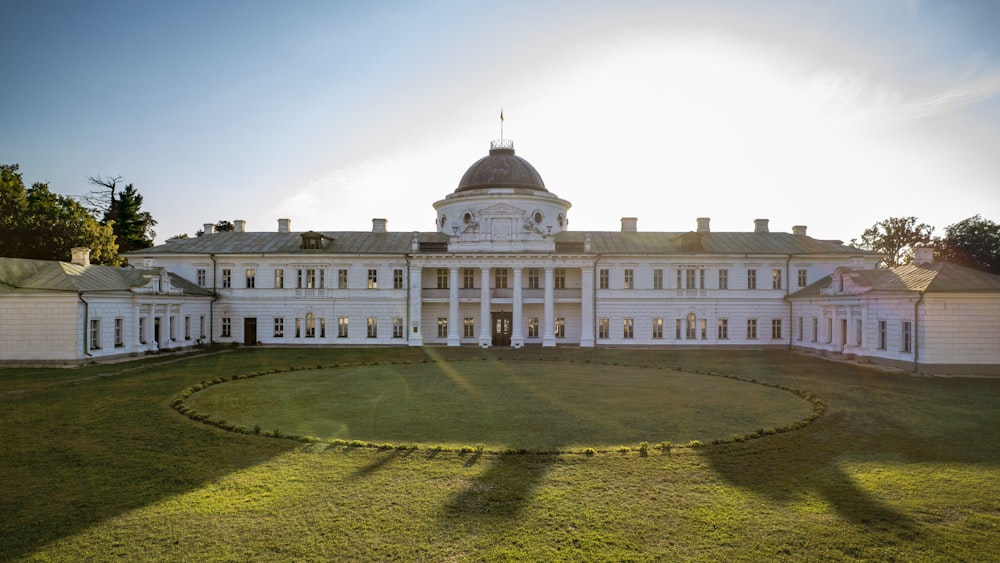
[
  {"x1": 408, "y1": 266, "x2": 423, "y2": 346},
  {"x1": 511, "y1": 267, "x2": 524, "y2": 348},
  {"x1": 579, "y1": 265, "x2": 595, "y2": 347},
  {"x1": 479, "y1": 267, "x2": 492, "y2": 347},
  {"x1": 543, "y1": 266, "x2": 556, "y2": 347},
  {"x1": 448, "y1": 267, "x2": 460, "y2": 346}
]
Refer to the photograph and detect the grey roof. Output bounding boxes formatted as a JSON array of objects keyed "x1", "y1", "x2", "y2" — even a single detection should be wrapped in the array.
[
  {"x1": 0, "y1": 257, "x2": 211, "y2": 296},
  {"x1": 456, "y1": 145, "x2": 547, "y2": 193},
  {"x1": 135, "y1": 230, "x2": 872, "y2": 257},
  {"x1": 789, "y1": 261, "x2": 1000, "y2": 298}
]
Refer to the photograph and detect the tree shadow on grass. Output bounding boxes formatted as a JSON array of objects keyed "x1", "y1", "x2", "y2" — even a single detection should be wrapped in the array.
[{"x1": 441, "y1": 454, "x2": 555, "y2": 521}]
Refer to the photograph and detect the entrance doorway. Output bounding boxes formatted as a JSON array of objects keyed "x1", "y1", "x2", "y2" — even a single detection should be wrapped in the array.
[
  {"x1": 244, "y1": 318, "x2": 257, "y2": 346},
  {"x1": 491, "y1": 312, "x2": 512, "y2": 346}
]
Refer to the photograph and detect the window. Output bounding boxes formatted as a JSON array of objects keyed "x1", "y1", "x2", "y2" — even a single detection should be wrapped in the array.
[
  {"x1": 700, "y1": 269, "x2": 706, "y2": 289},
  {"x1": 878, "y1": 320, "x2": 887, "y2": 350},
  {"x1": 199, "y1": 316, "x2": 205, "y2": 339},
  {"x1": 437, "y1": 318, "x2": 448, "y2": 338},
  {"x1": 528, "y1": 268, "x2": 540, "y2": 289},
  {"x1": 274, "y1": 268, "x2": 284, "y2": 289},
  {"x1": 367, "y1": 317, "x2": 377, "y2": 338},
  {"x1": 686, "y1": 269, "x2": 696, "y2": 289},
  {"x1": 437, "y1": 268, "x2": 449, "y2": 289},
  {"x1": 902, "y1": 321, "x2": 912, "y2": 353},
  {"x1": 222, "y1": 269, "x2": 231, "y2": 288},
  {"x1": 717, "y1": 318, "x2": 729, "y2": 340},
  {"x1": 677, "y1": 269, "x2": 682, "y2": 289},
  {"x1": 393, "y1": 317, "x2": 404, "y2": 338},
  {"x1": 701, "y1": 319, "x2": 707, "y2": 340},
  {"x1": 463, "y1": 268, "x2": 475, "y2": 289},
  {"x1": 653, "y1": 269, "x2": 663, "y2": 289},
  {"x1": 338, "y1": 269, "x2": 348, "y2": 289},
  {"x1": 747, "y1": 318, "x2": 758, "y2": 339},
  {"x1": 772, "y1": 319, "x2": 782, "y2": 339},
  {"x1": 855, "y1": 319, "x2": 863, "y2": 346},
  {"x1": 554, "y1": 268, "x2": 566, "y2": 289},
  {"x1": 298, "y1": 269, "x2": 317, "y2": 289},
  {"x1": 555, "y1": 318, "x2": 565, "y2": 338},
  {"x1": 115, "y1": 318, "x2": 124, "y2": 347},
  {"x1": 338, "y1": 317, "x2": 348, "y2": 338},
  {"x1": 367, "y1": 269, "x2": 378, "y2": 289},
  {"x1": 90, "y1": 319, "x2": 101, "y2": 350},
  {"x1": 676, "y1": 319, "x2": 682, "y2": 339},
  {"x1": 827, "y1": 318, "x2": 833, "y2": 343},
  {"x1": 196, "y1": 268, "x2": 206, "y2": 287},
  {"x1": 495, "y1": 269, "x2": 508, "y2": 289},
  {"x1": 272, "y1": 318, "x2": 284, "y2": 338},
  {"x1": 598, "y1": 318, "x2": 609, "y2": 339},
  {"x1": 624, "y1": 269, "x2": 634, "y2": 289},
  {"x1": 719, "y1": 269, "x2": 728, "y2": 290},
  {"x1": 394, "y1": 269, "x2": 403, "y2": 289},
  {"x1": 599, "y1": 269, "x2": 609, "y2": 289},
  {"x1": 772, "y1": 269, "x2": 782, "y2": 290},
  {"x1": 246, "y1": 268, "x2": 256, "y2": 288},
  {"x1": 306, "y1": 313, "x2": 316, "y2": 338},
  {"x1": 464, "y1": 318, "x2": 475, "y2": 338},
  {"x1": 169, "y1": 316, "x2": 176, "y2": 341},
  {"x1": 320, "y1": 317, "x2": 326, "y2": 338},
  {"x1": 221, "y1": 317, "x2": 231, "y2": 338},
  {"x1": 797, "y1": 317, "x2": 803, "y2": 341},
  {"x1": 747, "y1": 269, "x2": 757, "y2": 290},
  {"x1": 184, "y1": 316, "x2": 191, "y2": 340},
  {"x1": 686, "y1": 314, "x2": 696, "y2": 340},
  {"x1": 295, "y1": 318, "x2": 301, "y2": 338},
  {"x1": 812, "y1": 318, "x2": 818, "y2": 342},
  {"x1": 319, "y1": 269, "x2": 325, "y2": 288},
  {"x1": 798, "y1": 269, "x2": 807, "y2": 288},
  {"x1": 652, "y1": 318, "x2": 664, "y2": 339},
  {"x1": 623, "y1": 318, "x2": 634, "y2": 339},
  {"x1": 528, "y1": 318, "x2": 539, "y2": 338}
]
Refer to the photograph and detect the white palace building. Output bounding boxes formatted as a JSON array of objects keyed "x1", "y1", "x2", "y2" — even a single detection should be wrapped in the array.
[{"x1": 2, "y1": 139, "x2": 999, "y2": 373}]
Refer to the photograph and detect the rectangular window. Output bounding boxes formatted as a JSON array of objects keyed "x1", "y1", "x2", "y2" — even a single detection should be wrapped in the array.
[
  {"x1": 115, "y1": 318, "x2": 124, "y2": 347},
  {"x1": 554, "y1": 268, "x2": 566, "y2": 289},
  {"x1": 686, "y1": 269, "x2": 696, "y2": 289},
  {"x1": 686, "y1": 315, "x2": 696, "y2": 340},
  {"x1": 196, "y1": 268, "x2": 206, "y2": 287},
  {"x1": 902, "y1": 321, "x2": 912, "y2": 353},
  {"x1": 812, "y1": 318, "x2": 819, "y2": 342},
  {"x1": 495, "y1": 269, "x2": 508, "y2": 289},
  {"x1": 719, "y1": 269, "x2": 728, "y2": 290},
  {"x1": 338, "y1": 317, "x2": 348, "y2": 338},
  {"x1": 319, "y1": 269, "x2": 325, "y2": 289},
  {"x1": 798, "y1": 269, "x2": 808, "y2": 288},
  {"x1": 222, "y1": 269, "x2": 231, "y2": 288},
  {"x1": 653, "y1": 318, "x2": 664, "y2": 339},
  {"x1": 273, "y1": 318, "x2": 284, "y2": 338},
  {"x1": 306, "y1": 314, "x2": 316, "y2": 338},
  {"x1": 246, "y1": 268, "x2": 256, "y2": 288},
  {"x1": 367, "y1": 317, "x2": 377, "y2": 338},
  {"x1": 338, "y1": 269, "x2": 348, "y2": 289},
  {"x1": 295, "y1": 318, "x2": 301, "y2": 338},
  {"x1": 772, "y1": 269, "x2": 782, "y2": 290},
  {"x1": 624, "y1": 269, "x2": 634, "y2": 289},
  {"x1": 555, "y1": 318, "x2": 565, "y2": 338},
  {"x1": 623, "y1": 318, "x2": 634, "y2": 339},
  {"x1": 599, "y1": 269, "x2": 609, "y2": 289},
  {"x1": 393, "y1": 269, "x2": 403, "y2": 289},
  {"x1": 717, "y1": 318, "x2": 729, "y2": 340},
  {"x1": 700, "y1": 269, "x2": 706, "y2": 289},
  {"x1": 747, "y1": 269, "x2": 757, "y2": 290},
  {"x1": 701, "y1": 319, "x2": 707, "y2": 340},
  {"x1": 437, "y1": 318, "x2": 448, "y2": 338},
  {"x1": 393, "y1": 317, "x2": 404, "y2": 338},
  {"x1": 274, "y1": 268, "x2": 284, "y2": 289},
  {"x1": 855, "y1": 319, "x2": 863, "y2": 346},
  {"x1": 221, "y1": 317, "x2": 231, "y2": 338},
  {"x1": 772, "y1": 319, "x2": 782, "y2": 339},
  {"x1": 878, "y1": 320, "x2": 887, "y2": 350},
  {"x1": 464, "y1": 318, "x2": 475, "y2": 338},
  {"x1": 747, "y1": 318, "x2": 758, "y2": 340},
  {"x1": 653, "y1": 269, "x2": 663, "y2": 290},
  {"x1": 528, "y1": 268, "x2": 540, "y2": 289},
  {"x1": 184, "y1": 316, "x2": 191, "y2": 340},
  {"x1": 320, "y1": 317, "x2": 326, "y2": 338},
  {"x1": 463, "y1": 268, "x2": 476, "y2": 289},
  {"x1": 90, "y1": 319, "x2": 101, "y2": 350},
  {"x1": 169, "y1": 316, "x2": 177, "y2": 341},
  {"x1": 677, "y1": 269, "x2": 682, "y2": 289},
  {"x1": 797, "y1": 317, "x2": 803, "y2": 341},
  {"x1": 528, "y1": 318, "x2": 539, "y2": 338},
  {"x1": 367, "y1": 269, "x2": 378, "y2": 289},
  {"x1": 598, "y1": 318, "x2": 609, "y2": 339},
  {"x1": 436, "y1": 268, "x2": 449, "y2": 289},
  {"x1": 199, "y1": 316, "x2": 205, "y2": 339},
  {"x1": 676, "y1": 318, "x2": 682, "y2": 339}
]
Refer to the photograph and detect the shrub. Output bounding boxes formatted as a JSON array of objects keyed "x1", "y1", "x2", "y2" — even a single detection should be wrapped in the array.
[
  {"x1": 582, "y1": 447, "x2": 597, "y2": 456},
  {"x1": 378, "y1": 443, "x2": 394, "y2": 450},
  {"x1": 638, "y1": 441, "x2": 649, "y2": 456},
  {"x1": 687, "y1": 439, "x2": 704, "y2": 448},
  {"x1": 459, "y1": 445, "x2": 476, "y2": 454}
]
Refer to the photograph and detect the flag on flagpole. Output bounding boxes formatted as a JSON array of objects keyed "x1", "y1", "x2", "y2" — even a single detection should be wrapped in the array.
[{"x1": 500, "y1": 109, "x2": 504, "y2": 122}]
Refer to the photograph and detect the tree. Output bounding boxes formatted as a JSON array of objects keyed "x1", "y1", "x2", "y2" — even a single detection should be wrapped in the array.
[
  {"x1": 105, "y1": 183, "x2": 157, "y2": 253},
  {"x1": 851, "y1": 216, "x2": 934, "y2": 268},
  {"x1": 935, "y1": 215, "x2": 1000, "y2": 274},
  {"x1": 0, "y1": 164, "x2": 119, "y2": 264}
]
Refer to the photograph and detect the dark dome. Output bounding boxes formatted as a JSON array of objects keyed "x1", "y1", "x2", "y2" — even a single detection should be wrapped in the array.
[{"x1": 456, "y1": 141, "x2": 547, "y2": 193}]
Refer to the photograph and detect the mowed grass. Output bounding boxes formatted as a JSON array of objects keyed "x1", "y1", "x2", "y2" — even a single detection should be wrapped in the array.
[
  {"x1": 1, "y1": 347, "x2": 998, "y2": 561},
  {"x1": 185, "y1": 361, "x2": 814, "y2": 450}
]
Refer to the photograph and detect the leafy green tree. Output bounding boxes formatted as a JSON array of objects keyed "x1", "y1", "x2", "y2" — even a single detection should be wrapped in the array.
[
  {"x1": 0, "y1": 164, "x2": 119, "y2": 264},
  {"x1": 851, "y1": 216, "x2": 934, "y2": 268},
  {"x1": 105, "y1": 183, "x2": 156, "y2": 253},
  {"x1": 935, "y1": 215, "x2": 1000, "y2": 274}
]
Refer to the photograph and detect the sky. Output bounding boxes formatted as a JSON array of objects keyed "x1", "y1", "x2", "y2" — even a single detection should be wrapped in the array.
[{"x1": 2, "y1": 0, "x2": 999, "y2": 245}]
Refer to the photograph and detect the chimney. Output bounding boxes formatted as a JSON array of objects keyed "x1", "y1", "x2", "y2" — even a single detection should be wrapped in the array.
[
  {"x1": 234, "y1": 220, "x2": 246, "y2": 233},
  {"x1": 754, "y1": 218, "x2": 769, "y2": 233},
  {"x1": 913, "y1": 245, "x2": 935, "y2": 265},
  {"x1": 792, "y1": 225, "x2": 807, "y2": 236},
  {"x1": 621, "y1": 217, "x2": 638, "y2": 232},
  {"x1": 203, "y1": 223, "x2": 216, "y2": 235},
  {"x1": 372, "y1": 218, "x2": 387, "y2": 233},
  {"x1": 278, "y1": 218, "x2": 291, "y2": 233},
  {"x1": 697, "y1": 217, "x2": 711, "y2": 233},
  {"x1": 70, "y1": 247, "x2": 91, "y2": 267}
]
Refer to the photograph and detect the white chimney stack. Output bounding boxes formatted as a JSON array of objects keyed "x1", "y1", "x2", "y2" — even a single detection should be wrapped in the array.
[
  {"x1": 278, "y1": 218, "x2": 291, "y2": 233},
  {"x1": 234, "y1": 220, "x2": 246, "y2": 233},
  {"x1": 621, "y1": 217, "x2": 638, "y2": 232},
  {"x1": 697, "y1": 217, "x2": 711, "y2": 233},
  {"x1": 792, "y1": 225, "x2": 807, "y2": 236},
  {"x1": 70, "y1": 247, "x2": 91, "y2": 267},
  {"x1": 203, "y1": 223, "x2": 216, "y2": 235},
  {"x1": 372, "y1": 218, "x2": 387, "y2": 233},
  {"x1": 754, "y1": 219, "x2": 770, "y2": 233},
  {"x1": 913, "y1": 245, "x2": 935, "y2": 265}
]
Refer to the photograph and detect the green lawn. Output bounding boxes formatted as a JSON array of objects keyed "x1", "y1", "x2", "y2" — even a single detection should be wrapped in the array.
[{"x1": 1, "y1": 347, "x2": 998, "y2": 561}]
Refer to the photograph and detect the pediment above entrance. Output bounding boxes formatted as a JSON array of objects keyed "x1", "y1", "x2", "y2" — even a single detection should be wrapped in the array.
[{"x1": 478, "y1": 203, "x2": 526, "y2": 216}]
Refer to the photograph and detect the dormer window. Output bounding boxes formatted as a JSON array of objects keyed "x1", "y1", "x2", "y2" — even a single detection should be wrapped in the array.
[{"x1": 299, "y1": 231, "x2": 328, "y2": 250}]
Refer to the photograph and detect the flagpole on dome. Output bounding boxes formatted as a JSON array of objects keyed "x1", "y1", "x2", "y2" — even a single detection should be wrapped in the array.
[{"x1": 500, "y1": 108, "x2": 504, "y2": 144}]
